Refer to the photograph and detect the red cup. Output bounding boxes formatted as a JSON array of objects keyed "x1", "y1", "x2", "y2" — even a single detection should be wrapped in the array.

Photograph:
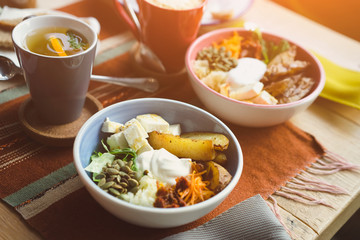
[{"x1": 114, "y1": 0, "x2": 207, "y2": 73}]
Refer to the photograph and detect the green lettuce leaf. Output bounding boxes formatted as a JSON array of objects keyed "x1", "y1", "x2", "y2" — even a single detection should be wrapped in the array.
[{"x1": 85, "y1": 152, "x2": 115, "y2": 174}]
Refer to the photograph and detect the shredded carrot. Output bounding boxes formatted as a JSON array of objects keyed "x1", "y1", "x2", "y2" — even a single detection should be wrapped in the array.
[
  {"x1": 213, "y1": 31, "x2": 242, "y2": 59},
  {"x1": 49, "y1": 36, "x2": 67, "y2": 56},
  {"x1": 177, "y1": 170, "x2": 214, "y2": 206}
]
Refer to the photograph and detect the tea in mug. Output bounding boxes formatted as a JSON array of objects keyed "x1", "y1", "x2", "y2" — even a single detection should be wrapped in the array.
[{"x1": 25, "y1": 27, "x2": 89, "y2": 56}]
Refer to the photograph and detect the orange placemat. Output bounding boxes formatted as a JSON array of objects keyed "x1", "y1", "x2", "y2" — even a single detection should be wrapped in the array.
[{"x1": 1, "y1": 53, "x2": 357, "y2": 240}]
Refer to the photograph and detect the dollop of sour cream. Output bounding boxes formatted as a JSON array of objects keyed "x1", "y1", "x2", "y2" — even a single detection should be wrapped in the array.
[
  {"x1": 227, "y1": 57, "x2": 267, "y2": 87},
  {"x1": 136, "y1": 148, "x2": 192, "y2": 186}
]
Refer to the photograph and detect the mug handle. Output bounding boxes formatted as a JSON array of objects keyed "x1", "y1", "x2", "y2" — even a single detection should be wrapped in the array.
[{"x1": 113, "y1": 0, "x2": 141, "y2": 41}]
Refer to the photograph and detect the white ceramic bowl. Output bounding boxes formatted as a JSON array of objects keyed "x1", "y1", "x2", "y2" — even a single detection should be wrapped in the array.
[
  {"x1": 73, "y1": 98, "x2": 243, "y2": 228},
  {"x1": 185, "y1": 28, "x2": 325, "y2": 127}
]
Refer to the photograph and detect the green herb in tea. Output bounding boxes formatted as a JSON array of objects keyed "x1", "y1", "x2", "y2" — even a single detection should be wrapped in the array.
[{"x1": 26, "y1": 27, "x2": 89, "y2": 56}]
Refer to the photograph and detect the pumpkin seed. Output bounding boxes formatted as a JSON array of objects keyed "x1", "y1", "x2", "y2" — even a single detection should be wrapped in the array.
[
  {"x1": 97, "y1": 178, "x2": 106, "y2": 187},
  {"x1": 106, "y1": 168, "x2": 120, "y2": 175},
  {"x1": 134, "y1": 171, "x2": 143, "y2": 180},
  {"x1": 106, "y1": 177, "x2": 115, "y2": 182},
  {"x1": 101, "y1": 181, "x2": 115, "y2": 189},
  {"x1": 116, "y1": 175, "x2": 121, "y2": 183},
  {"x1": 128, "y1": 172, "x2": 136, "y2": 178},
  {"x1": 95, "y1": 173, "x2": 105, "y2": 180},
  {"x1": 109, "y1": 188, "x2": 121, "y2": 196},
  {"x1": 128, "y1": 179, "x2": 139, "y2": 188},
  {"x1": 119, "y1": 182, "x2": 128, "y2": 188},
  {"x1": 112, "y1": 184, "x2": 124, "y2": 190},
  {"x1": 121, "y1": 165, "x2": 132, "y2": 173},
  {"x1": 119, "y1": 171, "x2": 129, "y2": 178},
  {"x1": 118, "y1": 160, "x2": 126, "y2": 167},
  {"x1": 120, "y1": 178, "x2": 128, "y2": 184},
  {"x1": 113, "y1": 164, "x2": 120, "y2": 170},
  {"x1": 196, "y1": 45, "x2": 237, "y2": 72},
  {"x1": 92, "y1": 154, "x2": 149, "y2": 200}
]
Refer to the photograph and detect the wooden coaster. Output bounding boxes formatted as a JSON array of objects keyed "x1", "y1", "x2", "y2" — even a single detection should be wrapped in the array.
[{"x1": 18, "y1": 94, "x2": 103, "y2": 147}]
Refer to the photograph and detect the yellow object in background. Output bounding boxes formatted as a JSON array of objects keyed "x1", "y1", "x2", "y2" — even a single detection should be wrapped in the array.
[
  {"x1": 199, "y1": 18, "x2": 245, "y2": 35},
  {"x1": 313, "y1": 52, "x2": 360, "y2": 110}
]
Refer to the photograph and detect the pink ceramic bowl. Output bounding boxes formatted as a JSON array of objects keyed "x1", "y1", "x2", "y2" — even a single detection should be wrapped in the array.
[{"x1": 185, "y1": 28, "x2": 325, "y2": 127}]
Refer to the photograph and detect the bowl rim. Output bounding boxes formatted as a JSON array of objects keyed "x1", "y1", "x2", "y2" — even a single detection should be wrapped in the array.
[
  {"x1": 185, "y1": 27, "x2": 326, "y2": 109},
  {"x1": 73, "y1": 98, "x2": 243, "y2": 214}
]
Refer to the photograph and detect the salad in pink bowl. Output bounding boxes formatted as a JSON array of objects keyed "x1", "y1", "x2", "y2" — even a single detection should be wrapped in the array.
[{"x1": 186, "y1": 28, "x2": 325, "y2": 127}]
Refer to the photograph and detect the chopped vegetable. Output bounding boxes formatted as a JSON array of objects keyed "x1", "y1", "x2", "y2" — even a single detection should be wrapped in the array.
[
  {"x1": 101, "y1": 139, "x2": 138, "y2": 171},
  {"x1": 253, "y1": 28, "x2": 290, "y2": 64},
  {"x1": 177, "y1": 168, "x2": 214, "y2": 205},
  {"x1": 110, "y1": 148, "x2": 138, "y2": 171},
  {"x1": 49, "y1": 36, "x2": 67, "y2": 56},
  {"x1": 253, "y1": 28, "x2": 268, "y2": 63},
  {"x1": 148, "y1": 131, "x2": 216, "y2": 161},
  {"x1": 213, "y1": 31, "x2": 242, "y2": 59},
  {"x1": 267, "y1": 39, "x2": 290, "y2": 63},
  {"x1": 181, "y1": 132, "x2": 229, "y2": 151},
  {"x1": 85, "y1": 152, "x2": 115, "y2": 174},
  {"x1": 66, "y1": 31, "x2": 86, "y2": 50}
]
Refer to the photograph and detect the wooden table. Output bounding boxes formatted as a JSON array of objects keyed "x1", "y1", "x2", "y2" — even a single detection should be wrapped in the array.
[{"x1": 0, "y1": 0, "x2": 359, "y2": 239}]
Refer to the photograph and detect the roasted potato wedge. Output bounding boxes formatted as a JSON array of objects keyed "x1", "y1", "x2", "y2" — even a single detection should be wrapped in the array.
[
  {"x1": 148, "y1": 131, "x2": 216, "y2": 161},
  {"x1": 181, "y1": 132, "x2": 229, "y2": 151},
  {"x1": 215, "y1": 162, "x2": 232, "y2": 190},
  {"x1": 213, "y1": 151, "x2": 227, "y2": 166},
  {"x1": 204, "y1": 161, "x2": 232, "y2": 193}
]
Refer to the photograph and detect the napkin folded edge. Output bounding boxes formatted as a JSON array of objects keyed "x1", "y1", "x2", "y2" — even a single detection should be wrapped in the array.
[{"x1": 162, "y1": 194, "x2": 291, "y2": 240}]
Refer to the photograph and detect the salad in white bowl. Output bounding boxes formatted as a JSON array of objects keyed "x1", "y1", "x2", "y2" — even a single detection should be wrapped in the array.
[{"x1": 85, "y1": 113, "x2": 232, "y2": 208}]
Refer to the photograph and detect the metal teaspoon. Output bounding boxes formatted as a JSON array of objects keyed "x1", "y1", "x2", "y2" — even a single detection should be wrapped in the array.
[{"x1": 0, "y1": 55, "x2": 159, "y2": 93}]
